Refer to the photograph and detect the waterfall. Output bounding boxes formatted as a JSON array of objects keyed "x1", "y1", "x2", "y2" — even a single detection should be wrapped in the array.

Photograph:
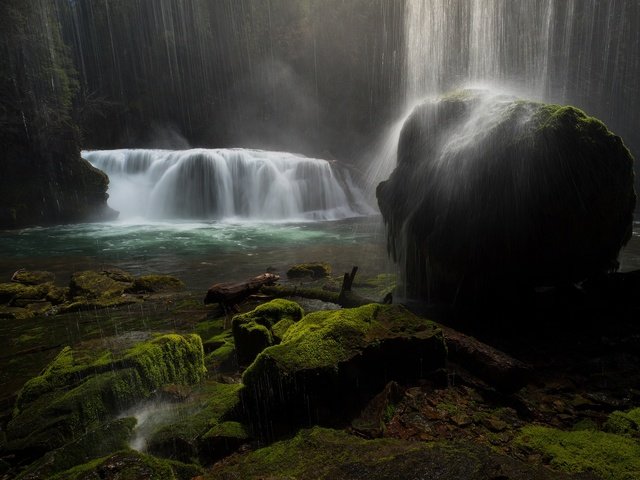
[
  {"x1": 367, "y1": 0, "x2": 639, "y2": 189},
  {"x1": 83, "y1": 149, "x2": 374, "y2": 222}
]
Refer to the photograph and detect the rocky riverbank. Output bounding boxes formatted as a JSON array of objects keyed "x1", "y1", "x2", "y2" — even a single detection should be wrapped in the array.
[{"x1": 0, "y1": 265, "x2": 639, "y2": 479}]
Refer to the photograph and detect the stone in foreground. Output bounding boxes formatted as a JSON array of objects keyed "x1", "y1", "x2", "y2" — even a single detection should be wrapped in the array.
[
  {"x1": 242, "y1": 304, "x2": 446, "y2": 439},
  {"x1": 377, "y1": 90, "x2": 636, "y2": 302}
]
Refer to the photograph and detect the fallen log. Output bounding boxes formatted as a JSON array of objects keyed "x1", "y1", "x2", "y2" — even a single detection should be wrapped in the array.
[
  {"x1": 204, "y1": 273, "x2": 280, "y2": 306},
  {"x1": 261, "y1": 266, "x2": 372, "y2": 308}
]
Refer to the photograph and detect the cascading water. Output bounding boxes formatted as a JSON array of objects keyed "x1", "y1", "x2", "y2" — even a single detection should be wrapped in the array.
[
  {"x1": 83, "y1": 148, "x2": 374, "y2": 222},
  {"x1": 367, "y1": 0, "x2": 639, "y2": 189}
]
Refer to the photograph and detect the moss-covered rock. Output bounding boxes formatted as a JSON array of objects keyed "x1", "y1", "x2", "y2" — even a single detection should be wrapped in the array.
[
  {"x1": 516, "y1": 424, "x2": 640, "y2": 480},
  {"x1": 15, "y1": 417, "x2": 136, "y2": 479},
  {"x1": 242, "y1": 304, "x2": 446, "y2": 439},
  {"x1": 0, "y1": 282, "x2": 51, "y2": 304},
  {"x1": 604, "y1": 408, "x2": 640, "y2": 436},
  {"x1": 286, "y1": 262, "x2": 332, "y2": 279},
  {"x1": 11, "y1": 270, "x2": 55, "y2": 286},
  {"x1": 7, "y1": 334, "x2": 206, "y2": 458},
  {"x1": 204, "y1": 330, "x2": 237, "y2": 372},
  {"x1": 59, "y1": 270, "x2": 143, "y2": 312},
  {"x1": 47, "y1": 450, "x2": 202, "y2": 480},
  {"x1": 209, "y1": 427, "x2": 582, "y2": 479},
  {"x1": 232, "y1": 299, "x2": 304, "y2": 366},
  {"x1": 128, "y1": 275, "x2": 185, "y2": 293},
  {"x1": 69, "y1": 270, "x2": 131, "y2": 299},
  {"x1": 378, "y1": 89, "x2": 636, "y2": 302},
  {"x1": 146, "y1": 382, "x2": 244, "y2": 464}
]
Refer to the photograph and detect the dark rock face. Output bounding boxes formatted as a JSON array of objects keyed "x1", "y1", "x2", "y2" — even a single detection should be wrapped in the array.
[
  {"x1": 0, "y1": 144, "x2": 117, "y2": 229},
  {"x1": 377, "y1": 90, "x2": 636, "y2": 302}
]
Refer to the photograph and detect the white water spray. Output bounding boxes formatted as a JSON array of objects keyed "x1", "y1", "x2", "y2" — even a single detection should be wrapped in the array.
[
  {"x1": 367, "y1": 0, "x2": 625, "y2": 190},
  {"x1": 83, "y1": 148, "x2": 374, "y2": 222}
]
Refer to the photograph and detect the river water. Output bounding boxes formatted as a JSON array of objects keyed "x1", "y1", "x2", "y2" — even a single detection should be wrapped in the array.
[{"x1": 0, "y1": 216, "x2": 394, "y2": 291}]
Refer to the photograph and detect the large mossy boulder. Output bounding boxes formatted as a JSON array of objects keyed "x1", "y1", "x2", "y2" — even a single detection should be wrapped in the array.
[
  {"x1": 6, "y1": 334, "x2": 206, "y2": 459},
  {"x1": 232, "y1": 299, "x2": 304, "y2": 366},
  {"x1": 377, "y1": 90, "x2": 636, "y2": 302},
  {"x1": 241, "y1": 304, "x2": 446, "y2": 439}
]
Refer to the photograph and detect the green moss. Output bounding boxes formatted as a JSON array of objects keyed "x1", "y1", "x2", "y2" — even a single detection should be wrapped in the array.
[
  {"x1": 0, "y1": 282, "x2": 51, "y2": 304},
  {"x1": 271, "y1": 317, "x2": 296, "y2": 341},
  {"x1": 241, "y1": 304, "x2": 446, "y2": 437},
  {"x1": 234, "y1": 299, "x2": 304, "y2": 329},
  {"x1": 11, "y1": 270, "x2": 55, "y2": 285},
  {"x1": 287, "y1": 262, "x2": 332, "y2": 279},
  {"x1": 45, "y1": 285, "x2": 69, "y2": 305},
  {"x1": 204, "y1": 331, "x2": 236, "y2": 372},
  {"x1": 232, "y1": 299, "x2": 304, "y2": 366},
  {"x1": 128, "y1": 274, "x2": 185, "y2": 293},
  {"x1": 249, "y1": 303, "x2": 440, "y2": 373},
  {"x1": 57, "y1": 296, "x2": 141, "y2": 313},
  {"x1": 7, "y1": 334, "x2": 206, "y2": 454},
  {"x1": 48, "y1": 449, "x2": 202, "y2": 480},
  {"x1": 261, "y1": 284, "x2": 341, "y2": 304},
  {"x1": 355, "y1": 273, "x2": 397, "y2": 299},
  {"x1": 146, "y1": 382, "x2": 243, "y2": 463},
  {"x1": 208, "y1": 427, "x2": 439, "y2": 479},
  {"x1": 516, "y1": 425, "x2": 640, "y2": 479},
  {"x1": 195, "y1": 317, "x2": 226, "y2": 341},
  {"x1": 16, "y1": 417, "x2": 136, "y2": 479},
  {"x1": 604, "y1": 408, "x2": 640, "y2": 436},
  {"x1": 69, "y1": 270, "x2": 131, "y2": 299},
  {"x1": 203, "y1": 421, "x2": 248, "y2": 441}
]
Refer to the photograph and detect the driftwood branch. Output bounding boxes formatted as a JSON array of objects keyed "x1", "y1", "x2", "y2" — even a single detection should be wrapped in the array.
[
  {"x1": 261, "y1": 266, "x2": 371, "y2": 308},
  {"x1": 204, "y1": 273, "x2": 280, "y2": 306}
]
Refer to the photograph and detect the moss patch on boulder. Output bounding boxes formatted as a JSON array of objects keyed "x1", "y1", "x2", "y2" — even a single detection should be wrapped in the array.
[
  {"x1": 209, "y1": 427, "x2": 578, "y2": 480},
  {"x1": 286, "y1": 262, "x2": 332, "y2": 279},
  {"x1": 48, "y1": 450, "x2": 202, "y2": 480},
  {"x1": 127, "y1": 275, "x2": 185, "y2": 293},
  {"x1": 516, "y1": 424, "x2": 640, "y2": 479},
  {"x1": 242, "y1": 304, "x2": 446, "y2": 438},
  {"x1": 16, "y1": 417, "x2": 136, "y2": 479},
  {"x1": 11, "y1": 270, "x2": 55, "y2": 286},
  {"x1": 7, "y1": 334, "x2": 206, "y2": 457},
  {"x1": 232, "y1": 299, "x2": 304, "y2": 366}
]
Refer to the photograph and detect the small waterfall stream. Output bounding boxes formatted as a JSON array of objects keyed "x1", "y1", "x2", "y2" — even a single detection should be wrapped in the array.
[{"x1": 83, "y1": 148, "x2": 374, "y2": 222}]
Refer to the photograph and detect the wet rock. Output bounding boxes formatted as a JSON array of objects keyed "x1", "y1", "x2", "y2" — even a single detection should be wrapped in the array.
[
  {"x1": 69, "y1": 270, "x2": 131, "y2": 299},
  {"x1": 146, "y1": 382, "x2": 245, "y2": 464},
  {"x1": 351, "y1": 381, "x2": 403, "y2": 438},
  {"x1": 286, "y1": 262, "x2": 332, "y2": 279},
  {"x1": 11, "y1": 270, "x2": 55, "y2": 286},
  {"x1": 232, "y1": 299, "x2": 304, "y2": 366},
  {"x1": 0, "y1": 282, "x2": 51, "y2": 305},
  {"x1": 441, "y1": 325, "x2": 531, "y2": 392},
  {"x1": 6, "y1": 334, "x2": 206, "y2": 459},
  {"x1": 242, "y1": 304, "x2": 446, "y2": 439},
  {"x1": 128, "y1": 274, "x2": 185, "y2": 293},
  {"x1": 45, "y1": 450, "x2": 202, "y2": 480},
  {"x1": 13, "y1": 418, "x2": 136, "y2": 479},
  {"x1": 377, "y1": 90, "x2": 636, "y2": 302}
]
